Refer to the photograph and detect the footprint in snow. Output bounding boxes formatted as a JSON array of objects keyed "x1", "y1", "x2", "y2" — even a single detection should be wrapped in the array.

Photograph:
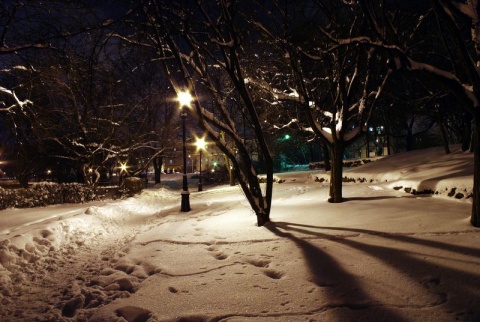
[
  {"x1": 245, "y1": 258, "x2": 271, "y2": 268},
  {"x1": 115, "y1": 306, "x2": 152, "y2": 322},
  {"x1": 262, "y1": 268, "x2": 284, "y2": 280}
]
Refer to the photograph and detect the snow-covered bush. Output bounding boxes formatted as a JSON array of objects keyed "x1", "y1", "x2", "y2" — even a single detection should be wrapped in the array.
[
  {"x1": 121, "y1": 177, "x2": 144, "y2": 197},
  {"x1": 0, "y1": 187, "x2": 16, "y2": 210},
  {"x1": 309, "y1": 157, "x2": 379, "y2": 170},
  {"x1": 0, "y1": 182, "x2": 97, "y2": 210},
  {"x1": 61, "y1": 183, "x2": 95, "y2": 204},
  {"x1": 257, "y1": 175, "x2": 285, "y2": 184}
]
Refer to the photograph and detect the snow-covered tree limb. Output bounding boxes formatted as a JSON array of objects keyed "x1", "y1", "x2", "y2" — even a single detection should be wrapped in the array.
[{"x1": 0, "y1": 86, "x2": 32, "y2": 112}]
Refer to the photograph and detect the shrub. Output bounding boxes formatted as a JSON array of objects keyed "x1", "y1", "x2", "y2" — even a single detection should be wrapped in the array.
[
  {"x1": 0, "y1": 182, "x2": 97, "y2": 210},
  {"x1": 121, "y1": 177, "x2": 144, "y2": 197}
]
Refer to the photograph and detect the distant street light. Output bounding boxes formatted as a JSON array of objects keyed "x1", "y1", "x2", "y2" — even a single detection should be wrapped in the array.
[
  {"x1": 177, "y1": 90, "x2": 192, "y2": 212},
  {"x1": 119, "y1": 162, "x2": 128, "y2": 173},
  {"x1": 118, "y1": 162, "x2": 128, "y2": 185},
  {"x1": 195, "y1": 137, "x2": 206, "y2": 192}
]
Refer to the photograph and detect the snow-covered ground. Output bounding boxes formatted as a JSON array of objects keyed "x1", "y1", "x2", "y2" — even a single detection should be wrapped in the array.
[{"x1": 0, "y1": 146, "x2": 479, "y2": 322}]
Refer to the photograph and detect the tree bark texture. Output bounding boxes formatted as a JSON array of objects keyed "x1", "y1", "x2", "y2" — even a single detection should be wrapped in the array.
[
  {"x1": 328, "y1": 142, "x2": 344, "y2": 203},
  {"x1": 153, "y1": 156, "x2": 162, "y2": 184},
  {"x1": 471, "y1": 115, "x2": 480, "y2": 227}
]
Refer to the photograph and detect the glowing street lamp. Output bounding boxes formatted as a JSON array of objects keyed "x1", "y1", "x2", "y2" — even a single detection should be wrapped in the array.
[
  {"x1": 178, "y1": 90, "x2": 192, "y2": 212},
  {"x1": 195, "y1": 137, "x2": 206, "y2": 192},
  {"x1": 177, "y1": 91, "x2": 192, "y2": 107},
  {"x1": 118, "y1": 162, "x2": 129, "y2": 185},
  {"x1": 119, "y1": 162, "x2": 128, "y2": 173}
]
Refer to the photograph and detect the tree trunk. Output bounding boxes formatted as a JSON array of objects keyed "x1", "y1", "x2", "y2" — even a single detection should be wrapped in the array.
[
  {"x1": 309, "y1": 142, "x2": 314, "y2": 162},
  {"x1": 328, "y1": 142, "x2": 344, "y2": 203},
  {"x1": 471, "y1": 114, "x2": 480, "y2": 227},
  {"x1": 365, "y1": 129, "x2": 370, "y2": 157},
  {"x1": 153, "y1": 156, "x2": 162, "y2": 184},
  {"x1": 406, "y1": 128, "x2": 413, "y2": 151},
  {"x1": 256, "y1": 212, "x2": 270, "y2": 226},
  {"x1": 462, "y1": 113, "x2": 472, "y2": 152},
  {"x1": 17, "y1": 175, "x2": 29, "y2": 188},
  {"x1": 223, "y1": 153, "x2": 235, "y2": 186},
  {"x1": 322, "y1": 144, "x2": 331, "y2": 171},
  {"x1": 264, "y1": 155, "x2": 274, "y2": 222},
  {"x1": 386, "y1": 131, "x2": 391, "y2": 156},
  {"x1": 234, "y1": 157, "x2": 271, "y2": 226},
  {"x1": 435, "y1": 105, "x2": 450, "y2": 154}
]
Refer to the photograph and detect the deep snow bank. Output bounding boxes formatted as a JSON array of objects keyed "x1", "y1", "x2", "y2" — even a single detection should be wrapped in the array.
[{"x1": 311, "y1": 145, "x2": 473, "y2": 200}]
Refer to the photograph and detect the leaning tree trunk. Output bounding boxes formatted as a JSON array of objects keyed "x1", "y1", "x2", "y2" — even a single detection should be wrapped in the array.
[
  {"x1": 221, "y1": 132, "x2": 235, "y2": 186},
  {"x1": 471, "y1": 114, "x2": 480, "y2": 227},
  {"x1": 328, "y1": 141, "x2": 344, "y2": 203},
  {"x1": 231, "y1": 147, "x2": 271, "y2": 226}
]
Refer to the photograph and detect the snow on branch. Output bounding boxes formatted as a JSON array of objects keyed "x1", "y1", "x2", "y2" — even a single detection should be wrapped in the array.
[
  {"x1": 0, "y1": 86, "x2": 32, "y2": 112},
  {"x1": 0, "y1": 43, "x2": 52, "y2": 54},
  {"x1": 209, "y1": 37, "x2": 235, "y2": 47},
  {"x1": 272, "y1": 118, "x2": 299, "y2": 130},
  {"x1": 201, "y1": 107, "x2": 240, "y2": 142},
  {"x1": 343, "y1": 126, "x2": 361, "y2": 142},
  {"x1": 407, "y1": 58, "x2": 479, "y2": 107},
  {"x1": 303, "y1": 33, "x2": 478, "y2": 107},
  {"x1": 245, "y1": 77, "x2": 305, "y2": 104},
  {"x1": 109, "y1": 33, "x2": 156, "y2": 51}
]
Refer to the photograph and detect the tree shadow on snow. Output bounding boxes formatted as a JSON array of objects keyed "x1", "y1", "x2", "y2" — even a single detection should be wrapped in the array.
[
  {"x1": 265, "y1": 223, "x2": 409, "y2": 322},
  {"x1": 269, "y1": 222, "x2": 480, "y2": 321}
]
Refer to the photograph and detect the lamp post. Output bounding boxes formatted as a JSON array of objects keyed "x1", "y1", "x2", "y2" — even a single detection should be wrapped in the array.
[
  {"x1": 178, "y1": 91, "x2": 192, "y2": 212},
  {"x1": 195, "y1": 137, "x2": 206, "y2": 192},
  {"x1": 119, "y1": 162, "x2": 128, "y2": 186}
]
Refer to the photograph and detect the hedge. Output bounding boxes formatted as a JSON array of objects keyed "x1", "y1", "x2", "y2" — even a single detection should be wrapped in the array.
[{"x1": 0, "y1": 179, "x2": 144, "y2": 210}]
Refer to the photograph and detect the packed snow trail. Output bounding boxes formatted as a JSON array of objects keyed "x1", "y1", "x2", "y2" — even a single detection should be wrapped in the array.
[{"x1": 87, "y1": 180, "x2": 479, "y2": 322}]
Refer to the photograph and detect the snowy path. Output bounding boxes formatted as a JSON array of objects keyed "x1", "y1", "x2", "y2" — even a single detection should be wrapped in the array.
[
  {"x1": 0, "y1": 165, "x2": 479, "y2": 321},
  {"x1": 87, "y1": 180, "x2": 479, "y2": 322}
]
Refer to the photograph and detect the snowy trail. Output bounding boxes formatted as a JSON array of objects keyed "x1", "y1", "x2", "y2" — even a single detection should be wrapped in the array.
[{"x1": 87, "y1": 181, "x2": 479, "y2": 322}]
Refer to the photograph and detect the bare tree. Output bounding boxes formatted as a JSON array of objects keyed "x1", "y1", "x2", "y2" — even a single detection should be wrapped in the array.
[
  {"x1": 121, "y1": 0, "x2": 274, "y2": 225},
  {"x1": 23, "y1": 21, "x2": 172, "y2": 188},
  {"x1": 248, "y1": 0, "x2": 391, "y2": 202},
  {"x1": 350, "y1": 0, "x2": 480, "y2": 226},
  {"x1": 0, "y1": 1, "x2": 97, "y2": 183},
  {"x1": 0, "y1": 0, "x2": 97, "y2": 113}
]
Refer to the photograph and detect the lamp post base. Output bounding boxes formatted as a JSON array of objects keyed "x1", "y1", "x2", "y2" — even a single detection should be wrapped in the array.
[
  {"x1": 198, "y1": 183, "x2": 203, "y2": 192},
  {"x1": 181, "y1": 191, "x2": 191, "y2": 212}
]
